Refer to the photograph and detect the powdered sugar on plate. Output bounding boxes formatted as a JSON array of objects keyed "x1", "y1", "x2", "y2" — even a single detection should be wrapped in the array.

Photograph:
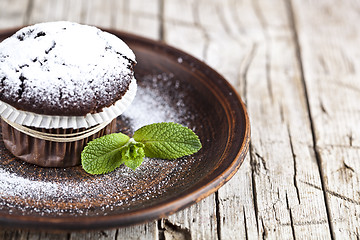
[
  {"x1": 122, "y1": 73, "x2": 187, "y2": 130},
  {"x1": 0, "y1": 73, "x2": 200, "y2": 216}
]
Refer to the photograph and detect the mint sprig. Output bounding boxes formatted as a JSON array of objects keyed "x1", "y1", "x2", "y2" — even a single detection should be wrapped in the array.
[{"x1": 81, "y1": 122, "x2": 202, "y2": 175}]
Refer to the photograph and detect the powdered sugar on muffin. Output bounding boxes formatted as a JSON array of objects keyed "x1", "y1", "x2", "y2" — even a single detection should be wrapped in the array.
[{"x1": 0, "y1": 21, "x2": 136, "y2": 116}]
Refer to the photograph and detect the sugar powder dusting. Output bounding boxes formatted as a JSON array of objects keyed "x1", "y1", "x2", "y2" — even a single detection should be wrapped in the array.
[
  {"x1": 0, "y1": 21, "x2": 136, "y2": 116},
  {"x1": 0, "y1": 73, "x2": 198, "y2": 216}
]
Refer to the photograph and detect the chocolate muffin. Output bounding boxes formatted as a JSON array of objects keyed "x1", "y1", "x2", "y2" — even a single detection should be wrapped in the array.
[{"x1": 0, "y1": 21, "x2": 137, "y2": 167}]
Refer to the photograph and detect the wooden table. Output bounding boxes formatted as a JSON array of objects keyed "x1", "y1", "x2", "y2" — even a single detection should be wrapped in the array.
[{"x1": 0, "y1": 0, "x2": 358, "y2": 239}]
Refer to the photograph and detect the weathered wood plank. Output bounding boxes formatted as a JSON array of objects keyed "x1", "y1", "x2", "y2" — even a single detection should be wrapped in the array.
[
  {"x1": 0, "y1": 229, "x2": 69, "y2": 240},
  {"x1": 116, "y1": 223, "x2": 159, "y2": 240},
  {"x1": 80, "y1": 0, "x2": 114, "y2": 27},
  {"x1": 28, "y1": 231, "x2": 68, "y2": 240},
  {"x1": 164, "y1": 197, "x2": 218, "y2": 240},
  {"x1": 27, "y1": 0, "x2": 83, "y2": 24},
  {"x1": 0, "y1": 0, "x2": 30, "y2": 28},
  {"x1": 112, "y1": 0, "x2": 160, "y2": 40},
  {"x1": 241, "y1": 0, "x2": 331, "y2": 238},
  {"x1": 188, "y1": 1, "x2": 259, "y2": 239},
  {"x1": 175, "y1": 0, "x2": 332, "y2": 238},
  {"x1": 3, "y1": 0, "x2": 357, "y2": 239},
  {"x1": 292, "y1": 0, "x2": 360, "y2": 238},
  {"x1": 164, "y1": 0, "x2": 195, "y2": 25},
  {"x1": 70, "y1": 230, "x2": 116, "y2": 240}
]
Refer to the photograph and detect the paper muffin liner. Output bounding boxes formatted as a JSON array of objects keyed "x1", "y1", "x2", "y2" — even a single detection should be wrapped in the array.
[
  {"x1": 1, "y1": 118, "x2": 117, "y2": 167},
  {"x1": 0, "y1": 77, "x2": 137, "y2": 129}
]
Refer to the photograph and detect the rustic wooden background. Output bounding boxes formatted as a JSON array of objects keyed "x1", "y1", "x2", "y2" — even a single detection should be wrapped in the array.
[{"x1": 1, "y1": 0, "x2": 359, "y2": 239}]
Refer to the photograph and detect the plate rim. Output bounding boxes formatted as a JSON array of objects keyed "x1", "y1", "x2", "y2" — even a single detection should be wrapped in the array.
[{"x1": 0, "y1": 27, "x2": 251, "y2": 231}]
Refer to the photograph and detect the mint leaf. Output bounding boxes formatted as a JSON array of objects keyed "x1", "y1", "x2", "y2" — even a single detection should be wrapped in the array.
[
  {"x1": 133, "y1": 122, "x2": 202, "y2": 159},
  {"x1": 120, "y1": 139, "x2": 145, "y2": 170},
  {"x1": 81, "y1": 122, "x2": 202, "y2": 175},
  {"x1": 81, "y1": 133, "x2": 130, "y2": 174}
]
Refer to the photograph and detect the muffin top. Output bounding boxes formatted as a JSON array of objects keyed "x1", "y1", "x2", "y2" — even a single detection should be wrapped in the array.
[{"x1": 0, "y1": 21, "x2": 136, "y2": 116}]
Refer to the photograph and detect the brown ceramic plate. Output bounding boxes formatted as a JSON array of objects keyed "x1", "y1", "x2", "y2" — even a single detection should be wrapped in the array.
[{"x1": 0, "y1": 28, "x2": 250, "y2": 231}]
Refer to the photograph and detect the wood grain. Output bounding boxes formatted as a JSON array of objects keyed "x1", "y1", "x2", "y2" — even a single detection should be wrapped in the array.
[
  {"x1": 162, "y1": 0, "x2": 333, "y2": 239},
  {"x1": 292, "y1": 0, "x2": 360, "y2": 238},
  {"x1": 1, "y1": 0, "x2": 359, "y2": 239},
  {"x1": 0, "y1": 0, "x2": 31, "y2": 28}
]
